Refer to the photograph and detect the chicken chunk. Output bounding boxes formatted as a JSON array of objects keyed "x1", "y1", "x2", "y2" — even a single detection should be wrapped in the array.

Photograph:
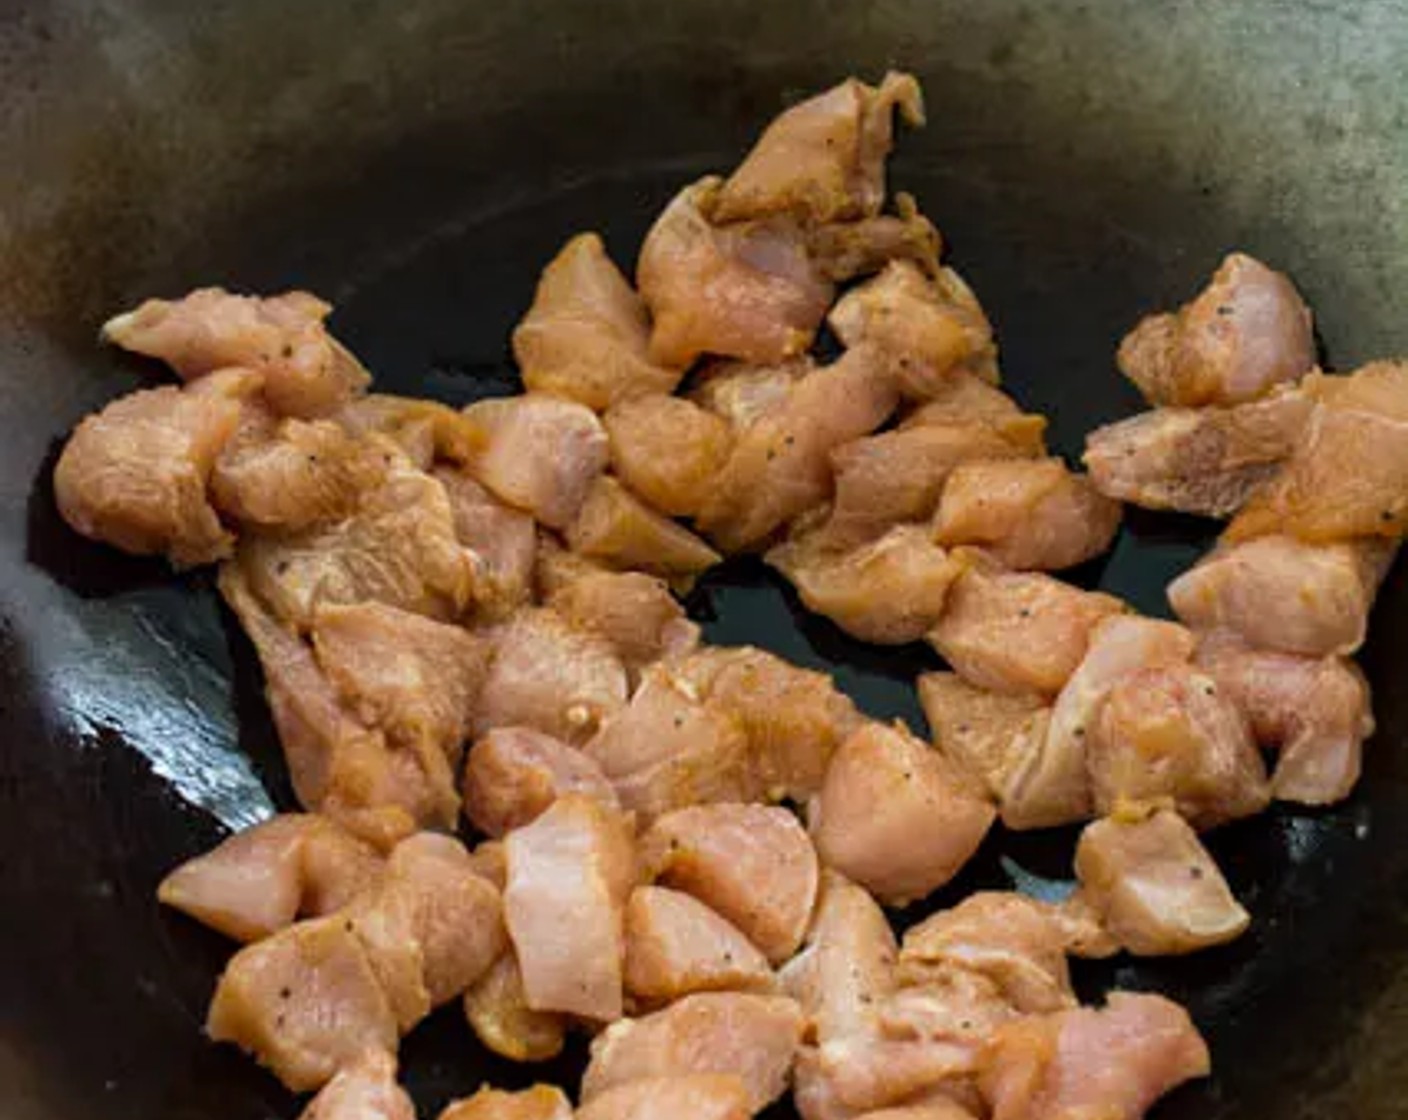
[
  {"x1": 547, "y1": 569, "x2": 699, "y2": 677},
  {"x1": 932, "y1": 459, "x2": 1122, "y2": 572},
  {"x1": 335, "y1": 393, "x2": 483, "y2": 470},
  {"x1": 103, "y1": 287, "x2": 371, "y2": 418},
  {"x1": 806, "y1": 196, "x2": 943, "y2": 283},
  {"x1": 1075, "y1": 808, "x2": 1249, "y2": 956},
  {"x1": 640, "y1": 803, "x2": 819, "y2": 964},
  {"x1": 603, "y1": 394, "x2": 734, "y2": 518},
  {"x1": 898, "y1": 371, "x2": 1026, "y2": 429},
  {"x1": 439, "y1": 1085, "x2": 573, "y2": 1120},
  {"x1": 514, "y1": 233, "x2": 682, "y2": 409},
  {"x1": 503, "y1": 795, "x2": 636, "y2": 1021},
  {"x1": 711, "y1": 71, "x2": 923, "y2": 224},
  {"x1": 434, "y1": 467, "x2": 537, "y2": 619},
  {"x1": 810, "y1": 722, "x2": 995, "y2": 907},
  {"x1": 624, "y1": 886, "x2": 774, "y2": 1005},
  {"x1": 297, "y1": 1048, "x2": 413, "y2": 1120},
  {"x1": 690, "y1": 356, "x2": 812, "y2": 433},
  {"x1": 463, "y1": 952, "x2": 567, "y2": 1063},
  {"x1": 578, "y1": 1075, "x2": 753, "y2": 1120},
  {"x1": 1117, "y1": 253, "x2": 1314, "y2": 407},
  {"x1": 566, "y1": 476, "x2": 722, "y2": 579},
  {"x1": 462, "y1": 726, "x2": 620, "y2": 838}
]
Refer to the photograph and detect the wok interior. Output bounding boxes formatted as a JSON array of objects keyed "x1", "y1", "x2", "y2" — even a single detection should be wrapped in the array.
[{"x1": 4, "y1": 2, "x2": 1408, "y2": 1117}]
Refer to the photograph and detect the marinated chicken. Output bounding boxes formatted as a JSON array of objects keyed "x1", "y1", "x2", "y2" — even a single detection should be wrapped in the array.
[
  {"x1": 462, "y1": 726, "x2": 620, "y2": 838},
  {"x1": 439, "y1": 1085, "x2": 573, "y2": 1120},
  {"x1": 566, "y1": 475, "x2": 722, "y2": 579},
  {"x1": 297, "y1": 1049, "x2": 413, "y2": 1120},
  {"x1": 690, "y1": 356, "x2": 812, "y2": 432},
  {"x1": 462, "y1": 952, "x2": 567, "y2": 1063},
  {"x1": 897, "y1": 370, "x2": 1028, "y2": 429},
  {"x1": 546, "y1": 568, "x2": 699, "y2": 677},
  {"x1": 336, "y1": 393, "x2": 483, "y2": 470},
  {"x1": 806, "y1": 196, "x2": 943, "y2": 283},
  {"x1": 434, "y1": 467, "x2": 537, "y2": 618},
  {"x1": 577, "y1": 1074, "x2": 753, "y2": 1120},
  {"x1": 624, "y1": 886, "x2": 775, "y2": 1005},
  {"x1": 604, "y1": 394, "x2": 733, "y2": 518}
]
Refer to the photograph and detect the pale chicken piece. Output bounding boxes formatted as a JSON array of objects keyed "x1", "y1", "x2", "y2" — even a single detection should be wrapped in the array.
[
  {"x1": 767, "y1": 525, "x2": 962, "y2": 644},
  {"x1": 639, "y1": 802, "x2": 819, "y2": 963},
  {"x1": 711, "y1": 72, "x2": 924, "y2": 224},
  {"x1": 582, "y1": 992, "x2": 804, "y2": 1111},
  {"x1": 297, "y1": 1049, "x2": 414, "y2": 1120},
  {"x1": 638, "y1": 177, "x2": 835, "y2": 368},
  {"x1": 514, "y1": 232, "x2": 683, "y2": 410},
  {"x1": 206, "y1": 916, "x2": 398, "y2": 1092},
  {"x1": 807, "y1": 197, "x2": 943, "y2": 283},
  {"x1": 335, "y1": 393, "x2": 484, "y2": 471},
  {"x1": 476, "y1": 607, "x2": 629, "y2": 745},
  {"x1": 462, "y1": 393, "x2": 609, "y2": 529},
  {"x1": 810, "y1": 722, "x2": 995, "y2": 906},
  {"x1": 434, "y1": 467, "x2": 537, "y2": 619},
  {"x1": 1169, "y1": 535, "x2": 1395, "y2": 657},
  {"x1": 603, "y1": 394, "x2": 734, "y2": 517},
  {"x1": 932, "y1": 459, "x2": 1122, "y2": 572},
  {"x1": 158, "y1": 813, "x2": 382, "y2": 942},
  {"x1": 1082, "y1": 386, "x2": 1313, "y2": 517},
  {"x1": 1117, "y1": 253, "x2": 1314, "y2": 407},
  {"x1": 54, "y1": 369, "x2": 258, "y2": 566},
  {"x1": 1196, "y1": 631, "x2": 1374, "y2": 805},
  {"x1": 439, "y1": 1085, "x2": 574, "y2": 1120},
  {"x1": 927, "y1": 556, "x2": 1127, "y2": 697},
  {"x1": 463, "y1": 951, "x2": 567, "y2": 1063},
  {"x1": 578, "y1": 1075, "x2": 753, "y2": 1120},
  {"x1": 697, "y1": 345, "x2": 901, "y2": 552},
  {"x1": 103, "y1": 287, "x2": 371, "y2": 418},
  {"x1": 898, "y1": 370, "x2": 1026, "y2": 430},
  {"x1": 463, "y1": 726, "x2": 620, "y2": 838},
  {"x1": 584, "y1": 664, "x2": 753, "y2": 821},
  {"x1": 503, "y1": 794, "x2": 636, "y2": 1021},
  {"x1": 547, "y1": 569, "x2": 700, "y2": 677},
  {"x1": 1090, "y1": 664, "x2": 1271, "y2": 829},
  {"x1": 624, "y1": 886, "x2": 774, "y2": 1005},
  {"x1": 690, "y1": 356, "x2": 812, "y2": 433},
  {"x1": 566, "y1": 475, "x2": 722, "y2": 579},
  {"x1": 980, "y1": 992, "x2": 1210, "y2": 1120},
  {"x1": 1074, "y1": 808, "x2": 1249, "y2": 956}
]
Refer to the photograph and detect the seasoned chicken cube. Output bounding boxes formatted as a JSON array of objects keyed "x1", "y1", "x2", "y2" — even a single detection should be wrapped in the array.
[
  {"x1": 624, "y1": 886, "x2": 774, "y2": 1005},
  {"x1": 638, "y1": 177, "x2": 834, "y2": 368},
  {"x1": 463, "y1": 952, "x2": 567, "y2": 1064},
  {"x1": 547, "y1": 569, "x2": 699, "y2": 677},
  {"x1": 927, "y1": 556, "x2": 1127, "y2": 697},
  {"x1": 810, "y1": 722, "x2": 995, "y2": 906},
  {"x1": 640, "y1": 803, "x2": 819, "y2": 964},
  {"x1": 1075, "y1": 808, "x2": 1249, "y2": 956},
  {"x1": 581, "y1": 992, "x2": 804, "y2": 1112},
  {"x1": 979, "y1": 992, "x2": 1210, "y2": 1120},
  {"x1": 711, "y1": 72, "x2": 923, "y2": 224},
  {"x1": 462, "y1": 393, "x2": 609, "y2": 529},
  {"x1": 463, "y1": 726, "x2": 620, "y2": 838},
  {"x1": 336, "y1": 393, "x2": 483, "y2": 470},
  {"x1": 296, "y1": 1048, "x2": 413, "y2": 1120},
  {"x1": 898, "y1": 370, "x2": 1027, "y2": 429},
  {"x1": 767, "y1": 525, "x2": 962, "y2": 644},
  {"x1": 690, "y1": 356, "x2": 812, "y2": 432},
  {"x1": 1090, "y1": 664, "x2": 1271, "y2": 829},
  {"x1": 577, "y1": 1074, "x2": 753, "y2": 1120},
  {"x1": 566, "y1": 476, "x2": 722, "y2": 579},
  {"x1": 476, "y1": 607, "x2": 629, "y2": 745},
  {"x1": 1117, "y1": 253, "x2": 1314, "y2": 407},
  {"x1": 103, "y1": 287, "x2": 371, "y2": 418},
  {"x1": 604, "y1": 394, "x2": 734, "y2": 518},
  {"x1": 503, "y1": 795, "x2": 636, "y2": 1021},
  {"x1": 514, "y1": 233, "x2": 682, "y2": 409},
  {"x1": 55, "y1": 369, "x2": 258, "y2": 566},
  {"x1": 434, "y1": 467, "x2": 537, "y2": 619},
  {"x1": 206, "y1": 916, "x2": 398, "y2": 1092},
  {"x1": 806, "y1": 196, "x2": 942, "y2": 282},
  {"x1": 932, "y1": 459, "x2": 1121, "y2": 572},
  {"x1": 1082, "y1": 387, "x2": 1313, "y2": 517},
  {"x1": 439, "y1": 1085, "x2": 573, "y2": 1120}
]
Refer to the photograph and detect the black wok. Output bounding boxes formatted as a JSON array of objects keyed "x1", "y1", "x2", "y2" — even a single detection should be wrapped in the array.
[{"x1": 4, "y1": 2, "x2": 1408, "y2": 1117}]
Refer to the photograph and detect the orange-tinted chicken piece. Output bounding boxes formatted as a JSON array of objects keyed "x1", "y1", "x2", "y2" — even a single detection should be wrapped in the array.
[
  {"x1": 296, "y1": 1049, "x2": 413, "y2": 1120},
  {"x1": 547, "y1": 568, "x2": 699, "y2": 677},
  {"x1": 577, "y1": 1074, "x2": 753, "y2": 1120},
  {"x1": 898, "y1": 370, "x2": 1027, "y2": 429},
  {"x1": 439, "y1": 1085, "x2": 573, "y2": 1120},
  {"x1": 624, "y1": 886, "x2": 774, "y2": 1005},
  {"x1": 604, "y1": 394, "x2": 734, "y2": 518},
  {"x1": 434, "y1": 467, "x2": 537, "y2": 619},
  {"x1": 690, "y1": 356, "x2": 812, "y2": 433},
  {"x1": 463, "y1": 952, "x2": 567, "y2": 1064},
  {"x1": 807, "y1": 199, "x2": 943, "y2": 285},
  {"x1": 462, "y1": 725, "x2": 620, "y2": 838},
  {"x1": 566, "y1": 476, "x2": 722, "y2": 579}
]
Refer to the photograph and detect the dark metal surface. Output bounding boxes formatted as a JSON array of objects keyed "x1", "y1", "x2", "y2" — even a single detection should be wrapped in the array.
[{"x1": 3, "y1": 2, "x2": 1408, "y2": 1118}]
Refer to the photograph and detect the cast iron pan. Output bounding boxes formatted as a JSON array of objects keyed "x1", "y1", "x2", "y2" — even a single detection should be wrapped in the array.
[{"x1": 4, "y1": 2, "x2": 1408, "y2": 1117}]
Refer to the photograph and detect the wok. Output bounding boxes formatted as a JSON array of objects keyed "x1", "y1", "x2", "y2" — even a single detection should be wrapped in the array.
[{"x1": 3, "y1": 1, "x2": 1408, "y2": 1117}]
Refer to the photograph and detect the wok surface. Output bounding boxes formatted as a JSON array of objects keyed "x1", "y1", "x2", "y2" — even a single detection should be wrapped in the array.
[{"x1": 3, "y1": 1, "x2": 1408, "y2": 1117}]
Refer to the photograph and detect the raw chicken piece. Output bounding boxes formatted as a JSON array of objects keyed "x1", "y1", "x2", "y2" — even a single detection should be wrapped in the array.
[
  {"x1": 577, "y1": 1075, "x2": 753, "y2": 1120},
  {"x1": 810, "y1": 722, "x2": 995, "y2": 906},
  {"x1": 466, "y1": 840, "x2": 508, "y2": 890},
  {"x1": 1090, "y1": 664, "x2": 1271, "y2": 829},
  {"x1": 980, "y1": 991, "x2": 1210, "y2": 1120},
  {"x1": 463, "y1": 951, "x2": 567, "y2": 1063},
  {"x1": 439, "y1": 1085, "x2": 573, "y2": 1120},
  {"x1": 1075, "y1": 808, "x2": 1249, "y2": 956},
  {"x1": 807, "y1": 196, "x2": 942, "y2": 282},
  {"x1": 336, "y1": 393, "x2": 483, "y2": 470},
  {"x1": 503, "y1": 794, "x2": 636, "y2": 1021},
  {"x1": 434, "y1": 467, "x2": 537, "y2": 619},
  {"x1": 932, "y1": 459, "x2": 1122, "y2": 572},
  {"x1": 476, "y1": 608, "x2": 629, "y2": 745},
  {"x1": 638, "y1": 177, "x2": 834, "y2": 368},
  {"x1": 624, "y1": 886, "x2": 774, "y2": 1004},
  {"x1": 533, "y1": 530, "x2": 610, "y2": 598},
  {"x1": 690, "y1": 356, "x2": 812, "y2": 433},
  {"x1": 927, "y1": 556, "x2": 1127, "y2": 697},
  {"x1": 463, "y1": 726, "x2": 620, "y2": 838},
  {"x1": 711, "y1": 72, "x2": 924, "y2": 224},
  {"x1": 514, "y1": 233, "x2": 682, "y2": 409},
  {"x1": 158, "y1": 813, "x2": 381, "y2": 942},
  {"x1": 103, "y1": 287, "x2": 371, "y2": 418},
  {"x1": 297, "y1": 1049, "x2": 413, "y2": 1120},
  {"x1": 697, "y1": 345, "x2": 901, "y2": 552},
  {"x1": 54, "y1": 369, "x2": 258, "y2": 566},
  {"x1": 462, "y1": 394, "x2": 609, "y2": 529},
  {"x1": 604, "y1": 394, "x2": 734, "y2": 518},
  {"x1": 547, "y1": 569, "x2": 699, "y2": 677},
  {"x1": 1308, "y1": 359, "x2": 1408, "y2": 418},
  {"x1": 1169, "y1": 535, "x2": 1394, "y2": 658},
  {"x1": 584, "y1": 663, "x2": 753, "y2": 821},
  {"x1": 1082, "y1": 387, "x2": 1312, "y2": 517},
  {"x1": 639, "y1": 802, "x2": 819, "y2": 964},
  {"x1": 206, "y1": 916, "x2": 398, "y2": 1092},
  {"x1": 767, "y1": 525, "x2": 962, "y2": 644},
  {"x1": 582, "y1": 992, "x2": 804, "y2": 1111},
  {"x1": 566, "y1": 475, "x2": 722, "y2": 579},
  {"x1": 1117, "y1": 253, "x2": 1314, "y2": 407}
]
